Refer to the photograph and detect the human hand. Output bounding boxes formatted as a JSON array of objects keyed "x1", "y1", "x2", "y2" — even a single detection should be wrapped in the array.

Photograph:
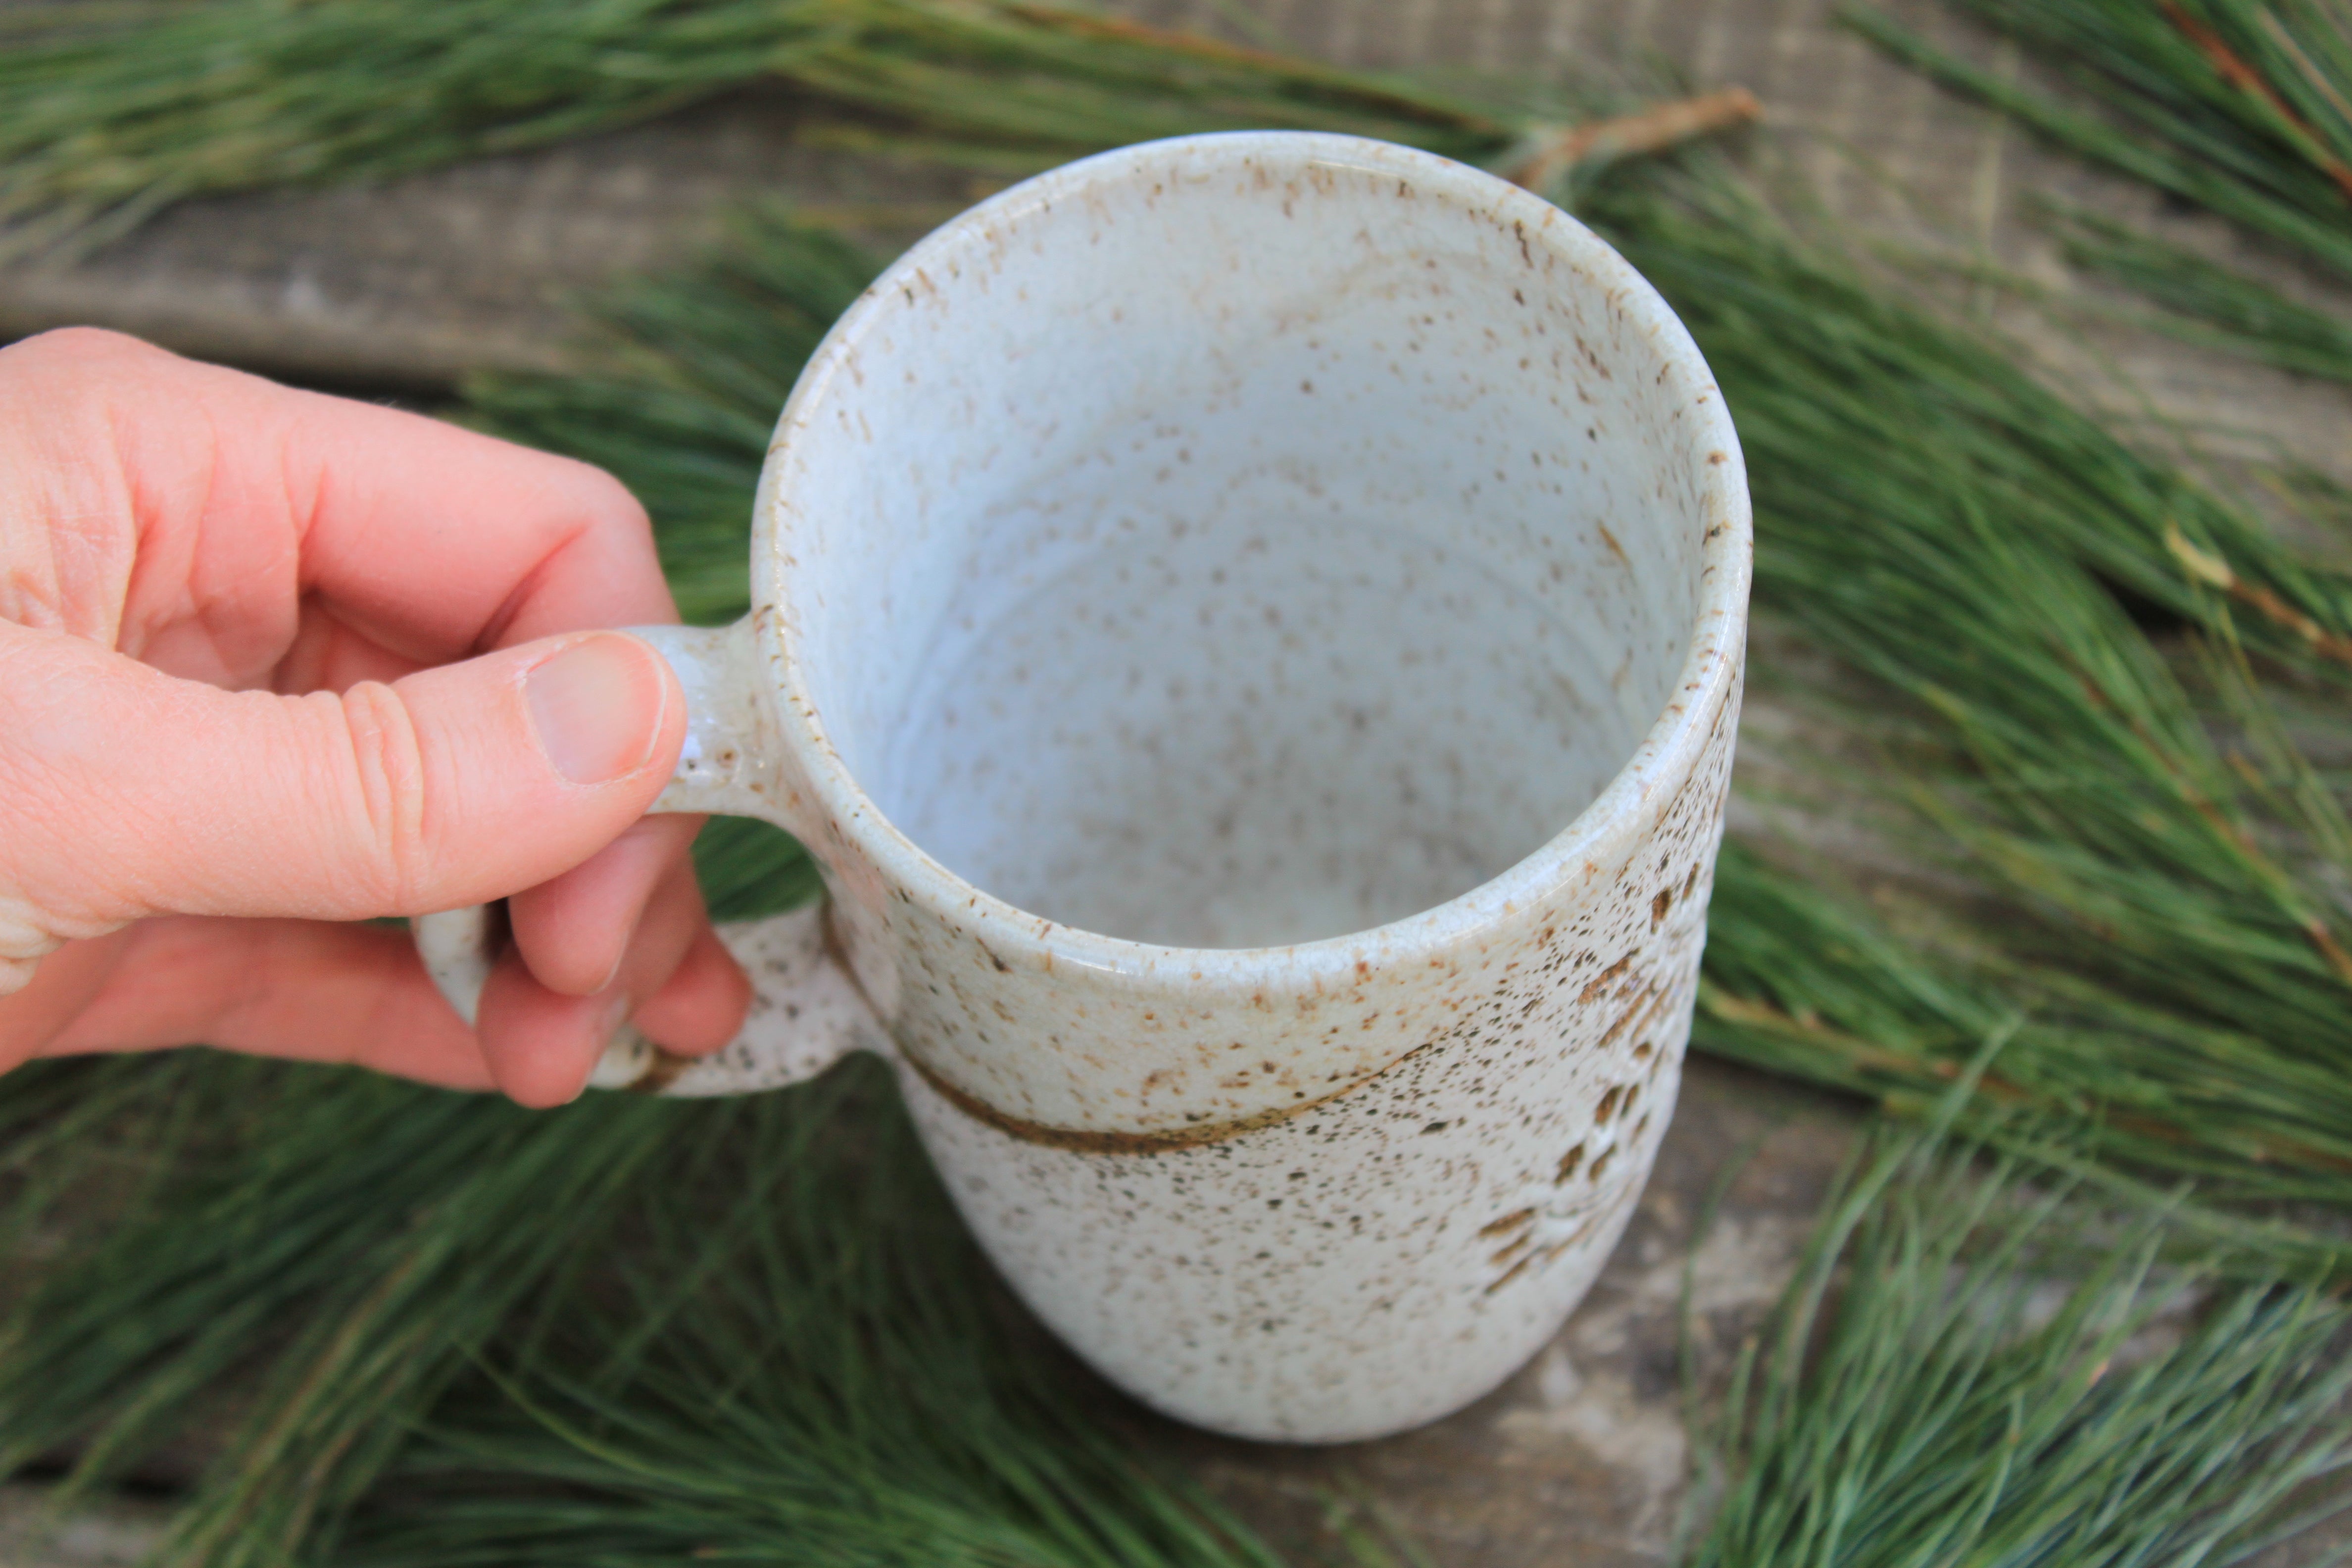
[{"x1": 0, "y1": 329, "x2": 751, "y2": 1106}]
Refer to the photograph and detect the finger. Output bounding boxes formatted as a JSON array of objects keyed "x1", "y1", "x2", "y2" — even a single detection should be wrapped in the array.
[
  {"x1": 475, "y1": 856, "x2": 741, "y2": 1108},
  {"x1": 0, "y1": 927, "x2": 136, "y2": 1076},
  {"x1": 507, "y1": 815, "x2": 707, "y2": 996},
  {"x1": 272, "y1": 600, "x2": 441, "y2": 694},
  {"x1": 630, "y1": 922, "x2": 755, "y2": 1054},
  {"x1": 0, "y1": 329, "x2": 676, "y2": 687},
  {"x1": 0, "y1": 622, "x2": 684, "y2": 940},
  {"x1": 31, "y1": 917, "x2": 494, "y2": 1092}
]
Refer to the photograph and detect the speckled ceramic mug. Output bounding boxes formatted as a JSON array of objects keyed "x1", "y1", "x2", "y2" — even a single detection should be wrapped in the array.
[{"x1": 416, "y1": 131, "x2": 1749, "y2": 1443}]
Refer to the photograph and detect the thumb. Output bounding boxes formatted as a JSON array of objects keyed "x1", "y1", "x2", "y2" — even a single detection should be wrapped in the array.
[{"x1": 0, "y1": 626, "x2": 685, "y2": 953}]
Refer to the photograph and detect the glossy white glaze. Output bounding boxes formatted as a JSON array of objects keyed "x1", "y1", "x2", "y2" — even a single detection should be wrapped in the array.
[{"x1": 416, "y1": 131, "x2": 1750, "y2": 1442}]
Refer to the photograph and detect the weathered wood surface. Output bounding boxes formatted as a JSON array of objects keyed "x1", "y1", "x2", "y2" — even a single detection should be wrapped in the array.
[
  {"x1": 1159, "y1": 1055, "x2": 1857, "y2": 1567},
  {"x1": 4, "y1": 0, "x2": 2345, "y2": 482},
  {"x1": 0, "y1": 1485, "x2": 166, "y2": 1568},
  {"x1": 5, "y1": 0, "x2": 2349, "y2": 1560},
  {"x1": 1, "y1": 1056, "x2": 1857, "y2": 1568},
  {"x1": 9, "y1": 0, "x2": 2029, "y2": 390}
]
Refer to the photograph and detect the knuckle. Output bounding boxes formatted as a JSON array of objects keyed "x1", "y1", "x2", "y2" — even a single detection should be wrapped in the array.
[
  {"x1": 333, "y1": 681, "x2": 435, "y2": 910},
  {"x1": 0, "y1": 905, "x2": 65, "y2": 998},
  {"x1": 556, "y1": 456, "x2": 651, "y2": 538},
  {"x1": 7, "y1": 325, "x2": 165, "y2": 372},
  {"x1": 0, "y1": 638, "x2": 145, "y2": 935}
]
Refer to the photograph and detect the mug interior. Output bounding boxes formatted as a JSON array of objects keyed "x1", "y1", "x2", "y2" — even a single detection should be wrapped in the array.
[{"x1": 770, "y1": 137, "x2": 1717, "y2": 950}]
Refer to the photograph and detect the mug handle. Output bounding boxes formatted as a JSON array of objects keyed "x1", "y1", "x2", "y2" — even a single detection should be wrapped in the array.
[{"x1": 411, "y1": 621, "x2": 883, "y2": 1096}]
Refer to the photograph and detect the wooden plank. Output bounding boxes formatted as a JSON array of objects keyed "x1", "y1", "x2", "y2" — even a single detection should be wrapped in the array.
[
  {"x1": 0, "y1": 0, "x2": 2048, "y2": 392},
  {"x1": 4, "y1": 0, "x2": 2340, "y2": 478},
  {"x1": 0, "y1": 1055, "x2": 1859, "y2": 1568},
  {"x1": 0, "y1": 1486, "x2": 167, "y2": 1568},
  {"x1": 1162, "y1": 1055, "x2": 1858, "y2": 1567},
  {"x1": 4, "y1": 1, "x2": 2350, "y2": 1562},
  {"x1": 0, "y1": 94, "x2": 981, "y2": 391}
]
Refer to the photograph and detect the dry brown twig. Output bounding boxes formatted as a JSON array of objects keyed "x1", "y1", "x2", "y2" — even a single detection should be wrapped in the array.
[
  {"x1": 1503, "y1": 86, "x2": 1763, "y2": 192},
  {"x1": 2161, "y1": 0, "x2": 2352, "y2": 202}
]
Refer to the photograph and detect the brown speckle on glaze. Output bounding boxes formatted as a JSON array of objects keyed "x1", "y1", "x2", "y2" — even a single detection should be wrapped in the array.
[
  {"x1": 1578, "y1": 955, "x2": 1633, "y2": 1004},
  {"x1": 908, "y1": 654, "x2": 1737, "y2": 1439}
]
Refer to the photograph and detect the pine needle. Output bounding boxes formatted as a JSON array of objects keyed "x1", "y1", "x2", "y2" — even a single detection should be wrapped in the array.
[
  {"x1": 0, "y1": 1066, "x2": 674, "y2": 1547},
  {"x1": 1700, "y1": 842, "x2": 2352, "y2": 1227},
  {"x1": 1843, "y1": 0, "x2": 2352, "y2": 285},
  {"x1": 1581, "y1": 165, "x2": 2352, "y2": 1225},
  {"x1": 2054, "y1": 205, "x2": 2352, "y2": 383},
  {"x1": 0, "y1": 0, "x2": 1512, "y2": 257},
  {"x1": 0, "y1": 1053, "x2": 1292, "y2": 1568},
  {"x1": 332, "y1": 1061, "x2": 1284, "y2": 1568},
  {"x1": 1686, "y1": 1123, "x2": 2352, "y2": 1566},
  {"x1": 1844, "y1": 0, "x2": 2352, "y2": 388},
  {"x1": 7, "y1": 11, "x2": 2352, "y2": 1562},
  {"x1": 469, "y1": 187, "x2": 2352, "y2": 1238}
]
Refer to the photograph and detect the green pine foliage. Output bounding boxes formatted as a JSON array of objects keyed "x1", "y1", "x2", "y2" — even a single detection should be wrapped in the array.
[
  {"x1": 1685, "y1": 1121, "x2": 2352, "y2": 1567},
  {"x1": 0, "y1": 829, "x2": 828, "y2": 1557},
  {"x1": 1845, "y1": 0, "x2": 2352, "y2": 284},
  {"x1": 334, "y1": 1060, "x2": 1284, "y2": 1568},
  {"x1": 0, "y1": 0, "x2": 1509, "y2": 257},
  {"x1": 0, "y1": 1052, "x2": 1292, "y2": 1568},
  {"x1": 8, "y1": 4, "x2": 2352, "y2": 1562},
  {"x1": 1699, "y1": 840, "x2": 2352, "y2": 1228},
  {"x1": 5, "y1": 1063, "x2": 689, "y2": 1560},
  {"x1": 2056, "y1": 207, "x2": 2352, "y2": 383},
  {"x1": 1845, "y1": 0, "x2": 2352, "y2": 379},
  {"x1": 473, "y1": 190, "x2": 2352, "y2": 1233},
  {"x1": 1577, "y1": 170, "x2": 2352, "y2": 1225}
]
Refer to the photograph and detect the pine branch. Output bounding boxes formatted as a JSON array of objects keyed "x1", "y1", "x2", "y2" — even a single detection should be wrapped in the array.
[
  {"x1": 1842, "y1": 0, "x2": 2352, "y2": 284},
  {"x1": 468, "y1": 191, "x2": 2352, "y2": 1238},
  {"x1": 4, "y1": 14, "x2": 2352, "y2": 1563},
  {"x1": 1686, "y1": 1125, "x2": 2352, "y2": 1565},
  {"x1": 1587, "y1": 168, "x2": 2352, "y2": 1154},
  {"x1": 332, "y1": 1062, "x2": 1284, "y2": 1568},
  {"x1": 0, "y1": 0, "x2": 1513, "y2": 258}
]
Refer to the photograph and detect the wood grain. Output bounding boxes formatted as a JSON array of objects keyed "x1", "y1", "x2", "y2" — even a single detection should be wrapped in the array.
[{"x1": 3, "y1": 0, "x2": 2348, "y2": 1560}]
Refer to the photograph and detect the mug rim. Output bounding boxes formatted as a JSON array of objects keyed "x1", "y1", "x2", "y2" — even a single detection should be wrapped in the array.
[{"x1": 753, "y1": 130, "x2": 1751, "y2": 986}]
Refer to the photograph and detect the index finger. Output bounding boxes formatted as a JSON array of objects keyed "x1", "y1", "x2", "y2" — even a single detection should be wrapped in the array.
[{"x1": 2, "y1": 329, "x2": 678, "y2": 675}]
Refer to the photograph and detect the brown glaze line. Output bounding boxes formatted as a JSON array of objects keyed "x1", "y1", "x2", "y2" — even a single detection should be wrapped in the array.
[
  {"x1": 904, "y1": 1042, "x2": 1417, "y2": 1155},
  {"x1": 781, "y1": 900, "x2": 1425, "y2": 1152},
  {"x1": 626, "y1": 1047, "x2": 695, "y2": 1096}
]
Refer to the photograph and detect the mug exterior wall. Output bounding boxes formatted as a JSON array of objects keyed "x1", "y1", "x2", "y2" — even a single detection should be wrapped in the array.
[
  {"x1": 900, "y1": 664, "x2": 1737, "y2": 1441},
  {"x1": 740, "y1": 134, "x2": 1753, "y2": 1441}
]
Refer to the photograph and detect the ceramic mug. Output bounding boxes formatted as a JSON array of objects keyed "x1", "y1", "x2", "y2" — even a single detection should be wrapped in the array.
[{"x1": 416, "y1": 131, "x2": 1750, "y2": 1443}]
